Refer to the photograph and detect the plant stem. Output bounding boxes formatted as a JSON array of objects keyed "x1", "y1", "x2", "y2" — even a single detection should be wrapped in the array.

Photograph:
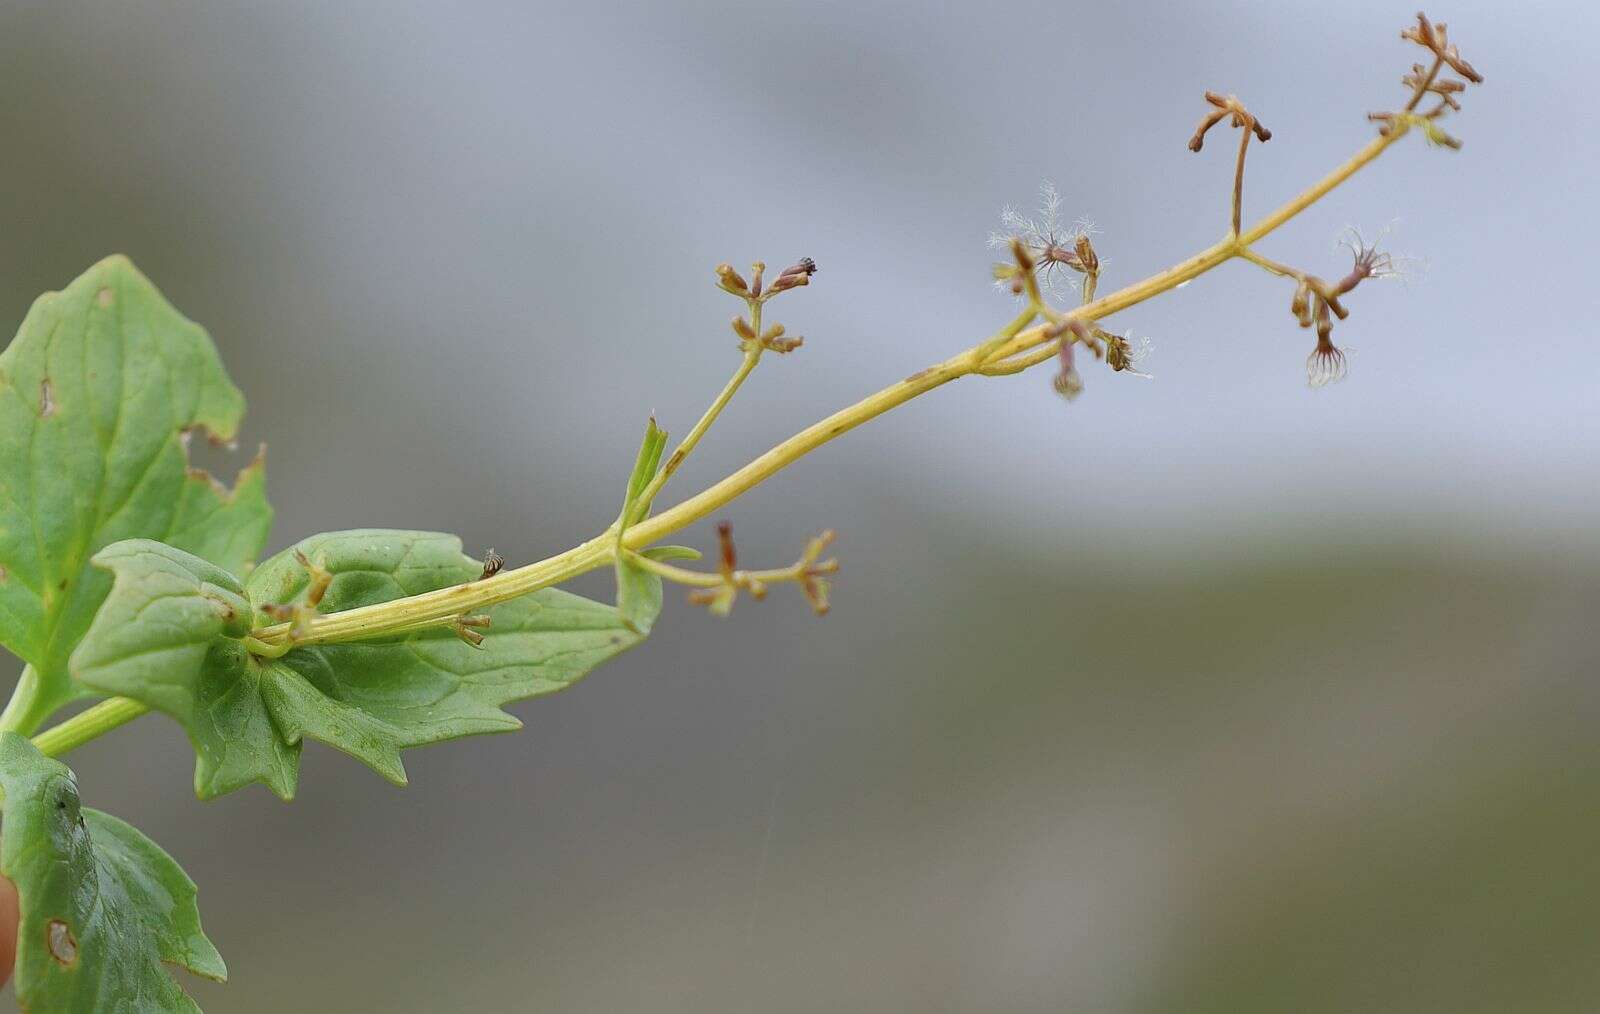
[
  {"x1": 0, "y1": 665, "x2": 43, "y2": 735},
  {"x1": 633, "y1": 343, "x2": 763, "y2": 524},
  {"x1": 32, "y1": 697, "x2": 149, "y2": 758},
  {"x1": 1231, "y1": 126, "x2": 1253, "y2": 237},
  {"x1": 1237, "y1": 246, "x2": 1303, "y2": 280},
  {"x1": 248, "y1": 124, "x2": 1409, "y2": 651},
  {"x1": 621, "y1": 547, "x2": 810, "y2": 589}
]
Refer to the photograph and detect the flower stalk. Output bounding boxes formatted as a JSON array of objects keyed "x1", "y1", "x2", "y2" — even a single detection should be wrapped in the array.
[{"x1": 24, "y1": 12, "x2": 1483, "y2": 759}]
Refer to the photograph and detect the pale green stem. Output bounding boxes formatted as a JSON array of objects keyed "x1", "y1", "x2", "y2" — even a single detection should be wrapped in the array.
[
  {"x1": 237, "y1": 127, "x2": 1409, "y2": 654},
  {"x1": 0, "y1": 665, "x2": 44, "y2": 735},
  {"x1": 632, "y1": 338, "x2": 764, "y2": 525},
  {"x1": 32, "y1": 697, "x2": 150, "y2": 758}
]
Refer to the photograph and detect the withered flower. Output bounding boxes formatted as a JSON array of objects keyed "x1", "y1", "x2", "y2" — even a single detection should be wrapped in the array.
[
  {"x1": 989, "y1": 180, "x2": 1095, "y2": 302},
  {"x1": 1305, "y1": 333, "x2": 1349, "y2": 389}
]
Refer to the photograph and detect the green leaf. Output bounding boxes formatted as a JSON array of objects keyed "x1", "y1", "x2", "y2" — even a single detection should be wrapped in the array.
[
  {"x1": 0, "y1": 256, "x2": 272, "y2": 733},
  {"x1": 642, "y1": 545, "x2": 701, "y2": 562},
  {"x1": 69, "y1": 539, "x2": 297, "y2": 800},
  {"x1": 0, "y1": 732, "x2": 226, "y2": 1012},
  {"x1": 621, "y1": 417, "x2": 667, "y2": 523},
  {"x1": 72, "y1": 531, "x2": 656, "y2": 799},
  {"x1": 613, "y1": 419, "x2": 670, "y2": 634},
  {"x1": 614, "y1": 554, "x2": 663, "y2": 636}
]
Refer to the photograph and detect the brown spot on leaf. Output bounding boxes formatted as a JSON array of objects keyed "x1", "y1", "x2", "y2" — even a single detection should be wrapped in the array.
[
  {"x1": 47, "y1": 919, "x2": 77, "y2": 965},
  {"x1": 38, "y1": 379, "x2": 55, "y2": 418},
  {"x1": 0, "y1": 564, "x2": 7, "y2": 583},
  {"x1": 96, "y1": 287, "x2": 113, "y2": 308}
]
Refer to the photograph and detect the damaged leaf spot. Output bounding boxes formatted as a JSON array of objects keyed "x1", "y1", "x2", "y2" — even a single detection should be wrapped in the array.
[
  {"x1": 39, "y1": 378, "x2": 55, "y2": 417},
  {"x1": 181, "y1": 436, "x2": 267, "y2": 506},
  {"x1": 96, "y1": 287, "x2": 113, "y2": 308},
  {"x1": 47, "y1": 919, "x2": 78, "y2": 966}
]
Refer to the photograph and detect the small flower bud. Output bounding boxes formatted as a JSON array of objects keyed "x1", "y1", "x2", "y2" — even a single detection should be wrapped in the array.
[
  {"x1": 479, "y1": 549, "x2": 505, "y2": 580},
  {"x1": 732, "y1": 316, "x2": 757, "y2": 341},
  {"x1": 1009, "y1": 237, "x2": 1035, "y2": 273},
  {"x1": 293, "y1": 549, "x2": 333, "y2": 608},
  {"x1": 749, "y1": 261, "x2": 766, "y2": 298},
  {"x1": 688, "y1": 584, "x2": 737, "y2": 617},
  {"x1": 715, "y1": 263, "x2": 749, "y2": 295},
  {"x1": 767, "y1": 272, "x2": 810, "y2": 294},
  {"x1": 1053, "y1": 340, "x2": 1084, "y2": 400},
  {"x1": 716, "y1": 520, "x2": 737, "y2": 577},
  {"x1": 760, "y1": 323, "x2": 805, "y2": 353},
  {"x1": 776, "y1": 257, "x2": 817, "y2": 281},
  {"x1": 1074, "y1": 234, "x2": 1099, "y2": 274},
  {"x1": 802, "y1": 574, "x2": 832, "y2": 615},
  {"x1": 1291, "y1": 279, "x2": 1312, "y2": 328},
  {"x1": 453, "y1": 613, "x2": 492, "y2": 648}
]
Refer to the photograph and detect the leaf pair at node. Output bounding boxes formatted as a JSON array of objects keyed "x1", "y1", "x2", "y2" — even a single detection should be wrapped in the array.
[{"x1": 72, "y1": 530, "x2": 656, "y2": 800}]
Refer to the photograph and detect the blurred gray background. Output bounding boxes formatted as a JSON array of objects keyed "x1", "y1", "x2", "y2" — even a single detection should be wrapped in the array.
[{"x1": 2, "y1": 1, "x2": 1597, "y2": 1010}]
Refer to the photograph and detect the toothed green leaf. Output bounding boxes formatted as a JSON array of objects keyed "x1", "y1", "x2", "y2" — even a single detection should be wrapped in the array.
[
  {"x1": 69, "y1": 539, "x2": 296, "y2": 799},
  {"x1": 0, "y1": 256, "x2": 272, "y2": 733},
  {"x1": 0, "y1": 733, "x2": 226, "y2": 1011},
  {"x1": 71, "y1": 531, "x2": 655, "y2": 799}
]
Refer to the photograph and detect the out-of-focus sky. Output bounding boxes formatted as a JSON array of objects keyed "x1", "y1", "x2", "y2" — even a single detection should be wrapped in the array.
[{"x1": 1, "y1": 2, "x2": 1596, "y2": 1011}]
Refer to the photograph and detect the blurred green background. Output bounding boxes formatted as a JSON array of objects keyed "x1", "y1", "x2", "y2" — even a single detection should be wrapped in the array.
[{"x1": 2, "y1": 1, "x2": 1596, "y2": 1010}]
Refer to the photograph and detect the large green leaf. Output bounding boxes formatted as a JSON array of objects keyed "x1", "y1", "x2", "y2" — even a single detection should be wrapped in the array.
[
  {"x1": 0, "y1": 256, "x2": 272, "y2": 734},
  {"x1": 0, "y1": 732, "x2": 226, "y2": 1011},
  {"x1": 72, "y1": 531, "x2": 655, "y2": 799}
]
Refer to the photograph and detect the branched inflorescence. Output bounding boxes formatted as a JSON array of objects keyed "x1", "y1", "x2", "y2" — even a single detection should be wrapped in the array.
[
  {"x1": 221, "y1": 11, "x2": 1481, "y2": 660},
  {"x1": 1370, "y1": 12, "x2": 1483, "y2": 149},
  {"x1": 630, "y1": 257, "x2": 839, "y2": 615},
  {"x1": 0, "y1": 20, "x2": 1494, "y2": 1010},
  {"x1": 977, "y1": 11, "x2": 1480, "y2": 392},
  {"x1": 669, "y1": 522, "x2": 837, "y2": 617}
]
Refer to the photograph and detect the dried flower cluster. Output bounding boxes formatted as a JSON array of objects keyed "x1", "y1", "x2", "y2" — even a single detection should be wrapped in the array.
[
  {"x1": 1370, "y1": 11, "x2": 1483, "y2": 149},
  {"x1": 981, "y1": 11, "x2": 1478, "y2": 391}
]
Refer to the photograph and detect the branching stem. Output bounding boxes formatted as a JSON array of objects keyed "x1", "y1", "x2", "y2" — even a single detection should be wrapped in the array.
[
  {"x1": 20, "y1": 123, "x2": 1423, "y2": 761},
  {"x1": 633, "y1": 340, "x2": 763, "y2": 524},
  {"x1": 238, "y1": 126, "x2": 1408, "y2": 652},
  {"x1": 621, "y1": 548, "x2": 820, "y2": 591}
]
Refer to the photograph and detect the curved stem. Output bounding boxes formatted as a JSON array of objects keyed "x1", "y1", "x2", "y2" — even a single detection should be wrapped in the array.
[
  {"x1": 0, "y1": 665, "x2": 44, "y2": 735},
  {"x1": 1238, "y1": 246, "x2": 1304, "y2": 280},
  {"x1": 1231, "y1": 127, "x2": 1252, "y2": 236},
  {"x1": 249, "y1": 126, "x2": 1407, "y2": 651},
  {"x1": 32, "y1": 697, "x2": 149, "y2": 758},
  {"x1": 622, "y1": 547, "x2": 815, "y2": 589}
]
